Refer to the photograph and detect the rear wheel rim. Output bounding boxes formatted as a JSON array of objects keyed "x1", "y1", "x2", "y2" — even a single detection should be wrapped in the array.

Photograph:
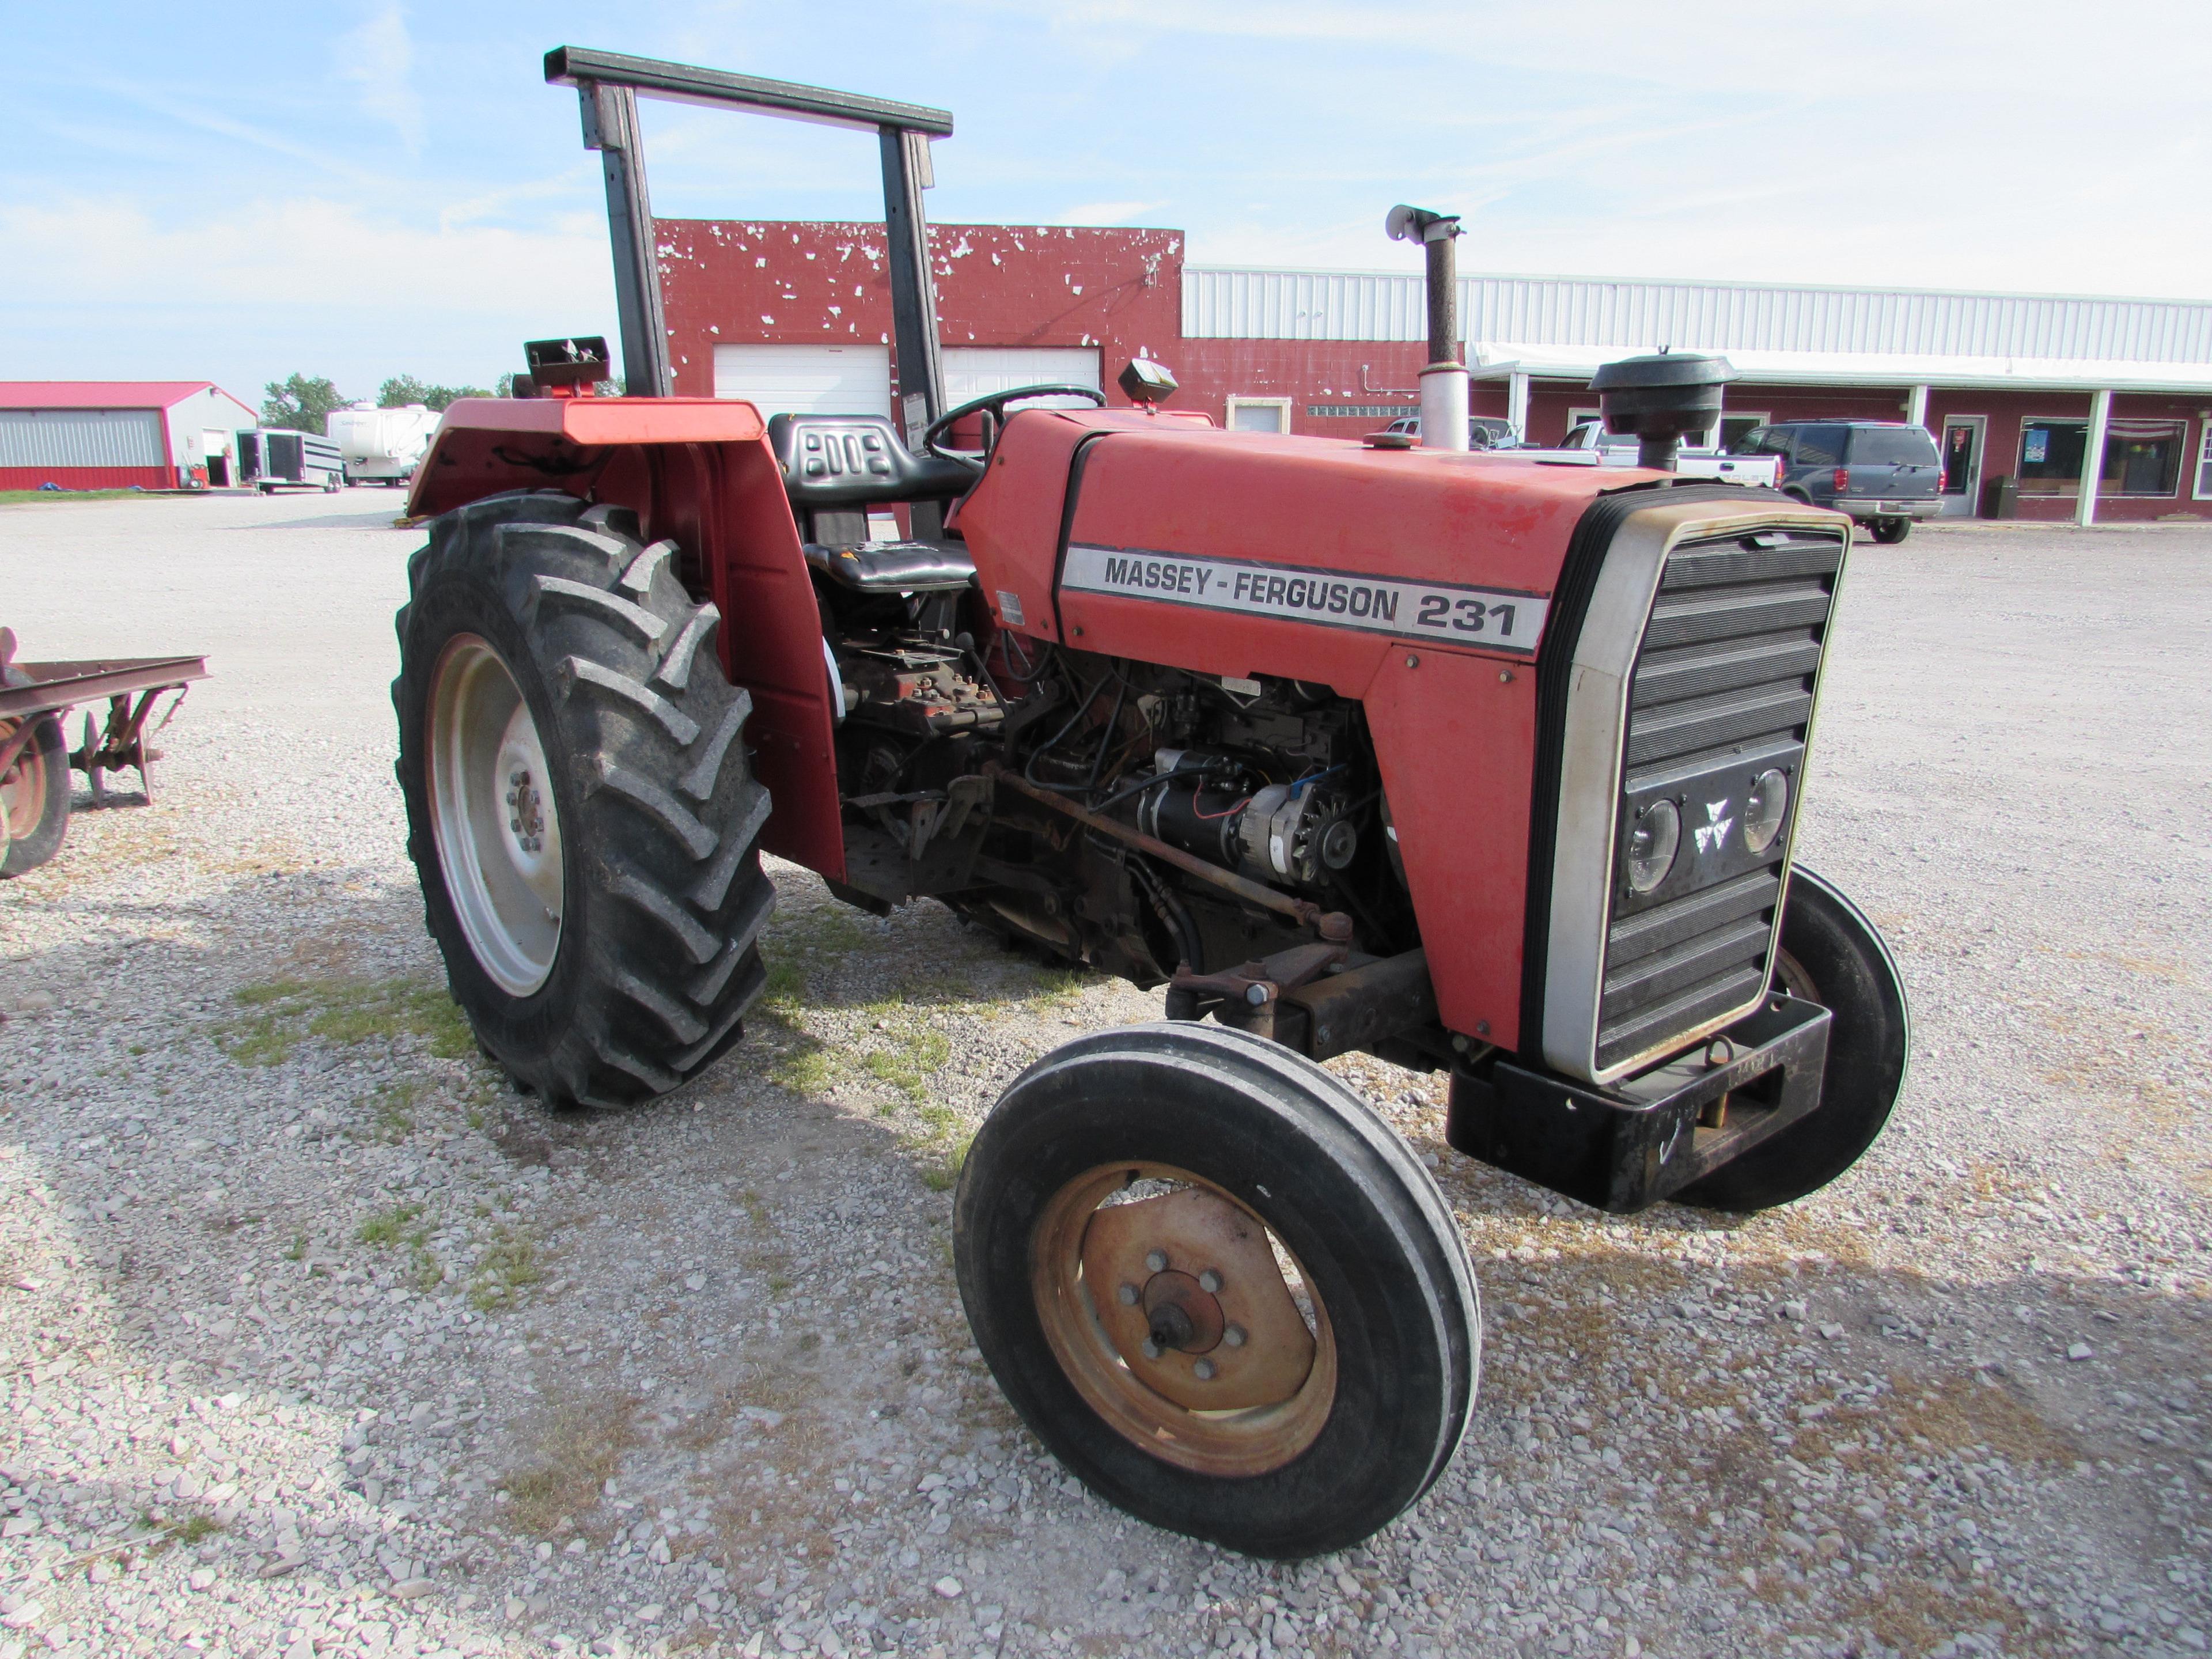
[
  {"x1": 1031, "y1": 1161, "x2": 1338, "y2": 1478},
  {"x1": 0, "y1": 720, "x2": 47, "y2": 843},
  {"x1": 426, "y1": 635, "x2": 563, "y2": 996}
]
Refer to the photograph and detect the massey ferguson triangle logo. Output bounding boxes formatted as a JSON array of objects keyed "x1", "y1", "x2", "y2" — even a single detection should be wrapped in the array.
[{"x1": 1694, "y1": 799, "x2": 1734, "y2": 855}]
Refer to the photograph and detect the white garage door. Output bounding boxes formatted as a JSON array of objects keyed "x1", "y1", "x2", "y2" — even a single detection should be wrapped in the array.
[
  {"x1": 713, "y1": 344, "x2": 891, "y2": 417},
  {"x1": 712, "y1": 343, "x2": 1103, "y2": 420},
  {"x1": 943, "y1": 347, "x2": 1102, "y2": 404}
]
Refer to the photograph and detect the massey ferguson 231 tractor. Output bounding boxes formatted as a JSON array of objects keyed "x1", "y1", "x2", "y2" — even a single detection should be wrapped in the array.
[{"x1": 393, "y1": 49, "x2": 1910, "y2": 1558}]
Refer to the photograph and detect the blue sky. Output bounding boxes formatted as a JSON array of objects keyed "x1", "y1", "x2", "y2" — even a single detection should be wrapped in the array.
[{"x1": 6, "y1": 1, "x2": 2204, "y2": 405}]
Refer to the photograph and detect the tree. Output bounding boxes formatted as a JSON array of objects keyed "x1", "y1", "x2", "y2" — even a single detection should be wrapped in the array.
[
  {"x1": 260, "y1": 374, "x2": 349, "y2": 433},
  {"x1": 378, "y1": 376, "x2": 491, "y2": 412}
]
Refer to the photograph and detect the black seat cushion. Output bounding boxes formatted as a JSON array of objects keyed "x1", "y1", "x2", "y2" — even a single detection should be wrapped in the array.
[
  {"x1": 804, "y1": 539, "x2": 977, "y2": 593},
  {"x1": 768, "y1": 412, "x2": 975, "y2": 509}
]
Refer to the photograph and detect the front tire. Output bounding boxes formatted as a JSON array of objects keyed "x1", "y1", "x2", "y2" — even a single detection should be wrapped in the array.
[
  {"x1": 1675, "y1": 868, "x2": 1909, "y2": 1211},
  {"x1": 956, "y1": 1022, "x2": 1479, "y2": 1558},
  {"x1": 393, "y1": 490, "x2": 775, "y2": 1108}
]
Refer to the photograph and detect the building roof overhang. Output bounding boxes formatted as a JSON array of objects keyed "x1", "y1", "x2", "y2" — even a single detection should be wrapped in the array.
[{"x1": 1467, "y1": 343, "x2": 2212, "y2": 397}]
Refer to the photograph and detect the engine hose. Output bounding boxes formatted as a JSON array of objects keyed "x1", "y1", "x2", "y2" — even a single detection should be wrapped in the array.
[
  {"x1": 1083, "y1": 676, "x2": 1129, "y2": 791},
  {"x1": 1022, "y1": 665, "x2": 1116, "y2": 789},
  {"x1": 1128, "y1": 855, "x2": 1204, "y2": 975}
]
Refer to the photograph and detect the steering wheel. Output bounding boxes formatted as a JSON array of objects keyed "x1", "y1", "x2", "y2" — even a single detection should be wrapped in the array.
[{"x1": 923, "y1": 384, "x2": 1107, "y2": 468}]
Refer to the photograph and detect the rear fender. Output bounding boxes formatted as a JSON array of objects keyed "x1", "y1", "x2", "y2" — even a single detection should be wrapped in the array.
[{"x1": 407, "y1": 396, "x2": 844, "y2": 880}]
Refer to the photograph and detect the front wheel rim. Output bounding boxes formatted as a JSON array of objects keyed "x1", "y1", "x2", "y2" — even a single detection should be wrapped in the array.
[
  {"x1": 1031, "y1": 1162, "x2": 1338, "y2": 1478},
  {"x1": 426, "y1": 635, "x2": 564, "y2": 996}
]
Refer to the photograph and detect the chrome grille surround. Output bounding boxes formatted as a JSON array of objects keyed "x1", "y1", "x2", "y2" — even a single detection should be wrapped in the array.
[{"x1": 1541, "y1": 498, "x2": 1850, "y2": 1086}]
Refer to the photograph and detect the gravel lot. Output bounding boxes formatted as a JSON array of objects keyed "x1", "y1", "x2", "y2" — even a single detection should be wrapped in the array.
[{"x1": 2, "y1": 491, "x2": 2207, "y2": 1659}]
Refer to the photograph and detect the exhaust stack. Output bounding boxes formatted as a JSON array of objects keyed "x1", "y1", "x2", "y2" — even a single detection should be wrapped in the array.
[{"x1": 1386, "y1": 204, "x2": 1468, "y2": 451}]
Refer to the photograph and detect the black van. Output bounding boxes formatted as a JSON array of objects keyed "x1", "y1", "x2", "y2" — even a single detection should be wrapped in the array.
[{"x1": 1729, "y1": 421, "x2": 1942, "y2": 541}]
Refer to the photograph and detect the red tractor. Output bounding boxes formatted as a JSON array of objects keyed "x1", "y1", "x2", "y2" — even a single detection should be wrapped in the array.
[{"x1": 393, "y1": 48, "x2": 1909, "y2": 1559}]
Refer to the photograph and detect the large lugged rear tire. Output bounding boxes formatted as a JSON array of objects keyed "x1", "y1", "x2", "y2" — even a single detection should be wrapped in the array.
[
  {"x1": 956, "y1": 1022, "x2": 1480, "y2": 1558},
  {"x1": 393, "y1": 490, "x2": 775, "y2": 1108}
]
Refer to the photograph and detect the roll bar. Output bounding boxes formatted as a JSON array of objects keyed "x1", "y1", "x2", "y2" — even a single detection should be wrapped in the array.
[{"x1": 543, "y1": 44, "x2": 953, "y2": 467}]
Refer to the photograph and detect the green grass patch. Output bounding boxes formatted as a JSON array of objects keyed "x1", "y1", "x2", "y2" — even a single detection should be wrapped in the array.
[
  {"x1": 469, "y1": 1224, "x2": 541, "y2": 1310},
  {"x1": 356, "y1": 1202, "x2": 424, "y2": 1248},
  {"x1": 359, "y1": 1078, "x2": 426, "y2": 1142},
  {"x1": 861, "y1": 1024, "x2": 950, "y2": 1104},
  {"x1": 0, "y1": 488, "x2": 160, "y2": 506},
  {"x1": 169, "y1": 1513, "x2": 222, "y2": 1545},
  {"x1": 212, "y1": 976, "x2": 473, "y2": 1067}
]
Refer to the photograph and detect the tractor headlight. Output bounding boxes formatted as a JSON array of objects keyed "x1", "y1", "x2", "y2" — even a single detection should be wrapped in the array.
[
  {"x1": 1743, "y1": 767, "x2": 1790, "y2": 853},
  {"x1": 1624, "y1": 799, "x2": 1680, "y2": 893}
]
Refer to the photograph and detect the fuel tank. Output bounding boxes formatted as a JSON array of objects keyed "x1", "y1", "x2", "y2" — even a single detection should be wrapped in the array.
[{"x1": 953, "y1": 408, "x2": 1637, "y2": 1052}]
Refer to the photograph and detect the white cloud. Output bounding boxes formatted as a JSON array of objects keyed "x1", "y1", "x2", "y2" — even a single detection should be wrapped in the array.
[
  {"x1": 0, "y1": 195, "x2": 613, "y2": 392},
  {"x1": 336, "y1": 6, "x2": 425, "y2": 153},
  {"x1": 2, "y1": 195, "x2": 600, "y2": 312}
]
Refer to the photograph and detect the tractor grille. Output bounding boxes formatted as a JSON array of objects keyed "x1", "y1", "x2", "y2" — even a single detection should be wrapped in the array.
[{"x1": 1594, "y1": 525, "x2": 1846, "y2": 1074}]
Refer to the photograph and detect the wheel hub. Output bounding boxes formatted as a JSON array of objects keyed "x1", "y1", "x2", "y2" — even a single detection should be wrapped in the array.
[
  {"x1": 1079, "y1": 1185, "x2": 1316, "y2": 1411},
  {"x1": 503, "y1": 762, "x2": 548, "y2": 856},
  {"x1": 426, "y1": 635, "x2": 565, "y2": 997}
]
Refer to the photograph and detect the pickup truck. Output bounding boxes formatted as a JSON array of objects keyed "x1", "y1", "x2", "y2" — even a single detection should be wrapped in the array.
[{"x1": 1536, "y1": 421, "x2": 1783, "y2": 486}]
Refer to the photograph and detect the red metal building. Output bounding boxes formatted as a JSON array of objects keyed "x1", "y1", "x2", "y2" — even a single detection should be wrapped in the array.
[
  {"x1": 0, "y1": 382, "x2": 259, "y2": 491},
  {"x1": 660, "y1": 221, "x2": 2212, "y2": 525}
]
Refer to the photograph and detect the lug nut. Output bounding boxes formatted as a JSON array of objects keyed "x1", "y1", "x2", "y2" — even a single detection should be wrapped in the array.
[
  {"x1": 510, "y1": 769, "x2": 524, "y2": 785},
  {"x1": 510, "y1": 819, "x2": 522, "y2": 832},
  {"x1": 1224, "y1": 1324, "x2": 1247, "y2": 1348},
  {"x1": 1194, "y1": 1359, "x2": 1217, "y2": 1381},
  {"x1": 1140, "y1": 1339, "x2": 1162, "y2": 1361},
  {"x1": 1117, "y1": 1283, "x2": 1140, "y2": 1307},
  {"x1": 1144, "y1": 1249, "x2": 1168, "y2": 1274},
  {"x1": 1198, "y1": 1269, "x2": 1222, "y2": 1294}
]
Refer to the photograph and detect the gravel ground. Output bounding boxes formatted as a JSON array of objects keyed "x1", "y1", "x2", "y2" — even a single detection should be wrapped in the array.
[{"x1": 1, "y1": 493, "x2": 2207, "y2": 1659}]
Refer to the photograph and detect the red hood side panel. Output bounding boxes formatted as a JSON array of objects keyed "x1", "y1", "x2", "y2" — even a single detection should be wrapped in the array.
[{"x1": 1052, "y1": 426, "x2": 1607, "y2": 694}]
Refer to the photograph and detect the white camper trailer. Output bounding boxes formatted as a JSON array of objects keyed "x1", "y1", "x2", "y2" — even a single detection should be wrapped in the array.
[{"x1": 325, "y1": 404, "x2": 440, "y2": 485}]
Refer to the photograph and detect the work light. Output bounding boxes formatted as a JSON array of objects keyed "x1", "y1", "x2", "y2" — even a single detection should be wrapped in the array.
[
  {"x1": 1743, "y1": 768, "x2": 1790, "y2": 853},
  {"x1": 1625, "y1": 799, "x2": 1681, "y2": 893}
]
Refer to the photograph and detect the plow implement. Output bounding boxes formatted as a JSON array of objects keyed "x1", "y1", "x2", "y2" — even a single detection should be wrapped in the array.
[{"x1": 0, "y1": 626, "x2": 207, "y2": 874}]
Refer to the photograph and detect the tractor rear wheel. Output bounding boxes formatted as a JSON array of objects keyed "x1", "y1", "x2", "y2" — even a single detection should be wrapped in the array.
[
  {"x1": 956, "y1": 1022, "x2": 1480, "y2": 1558},
  {"x1": 0, "y1": 713, "x2": 70, "y2": 877},
  {"x1": 1675, "y1": 867, "x2": 1909, "y2": 1211},
  {"x1": 393, "y1": 490, "x2": 775, "y2": 1108}
]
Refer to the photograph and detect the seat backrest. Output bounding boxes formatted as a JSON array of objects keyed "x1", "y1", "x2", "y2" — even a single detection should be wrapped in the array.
[{"x1": 766, "y1": 413, "x2": 975, "y2": 509}]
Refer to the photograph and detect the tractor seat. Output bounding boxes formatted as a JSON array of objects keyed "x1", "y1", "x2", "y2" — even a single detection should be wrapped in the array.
[
  {"x1": 804, "y1": 539, "x2": 975, "y2": 594},
  {"x1": 767, "y1": 412, "x2": 975, "y2": 509}
]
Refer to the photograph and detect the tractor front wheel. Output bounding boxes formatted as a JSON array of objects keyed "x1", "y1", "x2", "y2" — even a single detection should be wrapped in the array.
[
  {"x1": 1674, "y1": 867, "x2": 1910, "y2": 1211},
  {"x1": 393, "y1": 491, "x2": 776, "y2": 1108},
  {"x1": 956, "y1": 1022, "x2": 1480, "y2": 1558}
]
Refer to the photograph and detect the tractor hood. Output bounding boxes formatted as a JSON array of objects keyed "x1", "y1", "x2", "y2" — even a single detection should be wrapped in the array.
[{"x1": 957, "y1": 409, "x2": 1631, "y2": 696}]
